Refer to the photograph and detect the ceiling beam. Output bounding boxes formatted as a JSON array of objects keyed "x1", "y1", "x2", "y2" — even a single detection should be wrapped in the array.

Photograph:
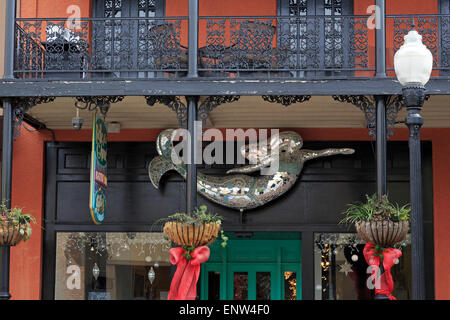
[{"x1": 1, "y1": 78, "x2": 450, "y2": 97}]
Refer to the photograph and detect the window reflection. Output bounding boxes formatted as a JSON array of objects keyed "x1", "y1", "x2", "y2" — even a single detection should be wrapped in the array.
[
  {"x1": 55, "y1": 232, "x2": 172, "y2": 300},
  {"x1": 256, "y1": 272, "x2": 271, "y2": 300},
  {"x1": 314, "y1": 233, "x2": 411, "y2": 300},
  {"x1": 208, "y1": 271, "x2": 221, "y2": 300},
  {"x1": 233, "y1": 272, "x2": 248, "y2": 300},
  {"x1": 284, "y1": 271, "x2": 297, "y2": 300}
]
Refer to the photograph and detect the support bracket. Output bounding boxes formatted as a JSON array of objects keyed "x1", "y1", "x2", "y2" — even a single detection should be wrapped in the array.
[
  {"x1": 11, "y1": 96, "x2": 55, "y2": 136},
  {"x1": 145, "y1": 96, "x2": 187, "y2": 126},
  {"x1": 333, "y1": 94, "x2": 430, "y2": 138},
  {"x1": 262, "y1": 95, "x2": 311, "y2": 107},
  {"x1": 75, "y1": 96, "x2": 124, "y2": 116},
  {"x1": 332, "y1": 95, "x2": 377, "y2": 137},
  {"x1": 385, "y1": 94, "x2": 430, "y2": 137},
  {"x1": 198, "y1": 96, "x2": 240, "y2": 125},
  {"x1": 385, "y1": 95, "x2": 404, "y2": 137}
]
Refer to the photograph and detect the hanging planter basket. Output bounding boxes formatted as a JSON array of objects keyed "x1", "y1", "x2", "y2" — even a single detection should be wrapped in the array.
[
  {"x1": 355, "y1": 220, "x2": 409, "y2": 248},
  {"x1": 0, "y1": 222, "x2": 29, "y2": 246},
  {"x1": 163, "y1": 221, "x2": 220, "y2": 247}
]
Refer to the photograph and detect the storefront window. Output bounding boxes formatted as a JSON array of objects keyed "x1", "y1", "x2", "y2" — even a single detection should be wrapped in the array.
[
  {"x1": 55, "y1": 232, "x2": 172, "y2": 300},
  {"x1": 314, "y1": 233, "x2": 411, "y2": 300},
  {"x1": 284, "y1": 271, "x2": 297, "y2": 300}
]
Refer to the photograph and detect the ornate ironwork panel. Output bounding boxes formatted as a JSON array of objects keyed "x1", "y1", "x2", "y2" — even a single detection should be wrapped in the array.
[
  {"x1": 75, "y1": 96, "x2": 124, "y2": 115},
  {"x1": 324, "y1": 0, "x2": 344, "y2": 70},
  {"x1": 201, "y1": 19, "x2": 276, "y2": 73},
  {"x1": 332, "y1": 95, "x2": 376, "y2": 137},
  {"x1": 261, "y1": 95, "x2": 311, "y2": 107},
  {"x1": 385, "y1": 95, "x2": 404, "y2": 138},
  {"x1": 138, "y1": 20, "x2": 184, "y2": 71},
  {"x1": 277, "y1": 16, "x2": 321, "y2": 71},
  {"x1": 349, "y1": 17, "x2": 369, "y2": 69},
  {"x1": 199, "y1": 0, "x2": 368, "y2": 78},
  {"x1": 393, "y1": 17, "x2": 439, "y2": 68},
  {"x1": 46, "y1": 21, "x2": 90, "y2": 71},
  {"x1": 441, "y1": 15, "x2": 450, "y2": 71},
  {"x1": 12, "y1": 96, "x2": 56, "y2": 135},
  {"x1": 145, "y1": 96, "x2": 187, "y2": 126},
  {"x1": 14, "y1": 22, "x2": 45, "y2": 79},
  {"x1": 198, "y1": 96, "x2": 240, "y2": 123},
  {"x1": 15, "y1": 0, "x2": 186, "y2": 79},
  {"x1": 15, "y1": 19, "x2": 90, "y2": 78}
]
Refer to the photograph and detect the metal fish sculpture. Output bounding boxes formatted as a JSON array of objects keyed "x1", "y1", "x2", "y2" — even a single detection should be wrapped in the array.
[{"x1": 149, "y1": 129, "x2": 355, "y2": 211}]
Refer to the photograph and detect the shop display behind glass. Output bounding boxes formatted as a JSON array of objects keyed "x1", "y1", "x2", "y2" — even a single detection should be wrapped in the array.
[
  {"x1": 314, "y1": 233, "x2": 412, "y2": 300},
  {"x1": 55, "y1": 232, "x2": 171, "y2": 300}
]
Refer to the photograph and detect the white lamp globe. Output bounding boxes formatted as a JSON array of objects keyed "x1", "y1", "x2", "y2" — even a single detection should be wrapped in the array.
[{"x1": 394, "y1": 29, "x2": 433, "y2": 86}]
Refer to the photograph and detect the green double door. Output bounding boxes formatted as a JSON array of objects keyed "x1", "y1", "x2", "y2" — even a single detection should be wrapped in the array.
[{"x1": 200, "y1": 233, "x2": 301, "y2": 300}]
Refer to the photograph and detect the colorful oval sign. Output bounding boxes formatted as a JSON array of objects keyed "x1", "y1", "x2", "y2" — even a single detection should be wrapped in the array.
[{"x1": 90, "y1": 112, "x2": 107, "y2": 224}]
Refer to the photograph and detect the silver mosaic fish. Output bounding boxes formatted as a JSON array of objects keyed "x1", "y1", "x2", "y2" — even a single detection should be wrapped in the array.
[{"x1": 149, "y1": 129, "x2": 354, "y2": 210}]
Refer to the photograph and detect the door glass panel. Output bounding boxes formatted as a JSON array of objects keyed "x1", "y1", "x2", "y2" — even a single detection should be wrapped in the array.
[
  {"x1": 233, "y1": 272, "x2": 248, "y2": 300},
  {"x1": 208, "y1": 271, "x2": 221, "y2": 300},
  {"x1": 284, "y1": 271, "x2": 297, "y2": 300},
  {"x1": 256, "y1": 272, "x2": 271, "y2": 300}
]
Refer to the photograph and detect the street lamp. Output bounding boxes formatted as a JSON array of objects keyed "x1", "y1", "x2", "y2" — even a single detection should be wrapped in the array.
[{"x1": 394, "y1": 26, "x2": 433, "y2": 300}]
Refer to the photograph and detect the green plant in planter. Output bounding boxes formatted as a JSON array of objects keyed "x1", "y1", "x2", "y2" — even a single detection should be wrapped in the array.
[
  {"x1": 340, "y1": 194, "x2": 410, "y2": 225},
  {"x1": 161, "y1": 205, "x2": 228, "y2": 258},
  {"x1": 340, "y1": 194, "x2": 410, "y2": 249},
  {"x1": 167, "y1": 205, "x2": 224, "y2": 226},
  {"x1": 0, "y1": 200, "x2": 36, "y2": 242}
]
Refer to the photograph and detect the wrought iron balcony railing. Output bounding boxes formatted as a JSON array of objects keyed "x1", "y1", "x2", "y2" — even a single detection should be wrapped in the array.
[
  {"x1": 198, "y1": 15, "x2": 373, "y2": 78},
  {"x1": 15, "y1": 17, "x2": 189, "y2": 79},
  {"x1": 387, "y1": 15, "x2": 450, "y2": 75},
  {"x1": 13, "y1": 14, "x2": 450, "y2": 80}
]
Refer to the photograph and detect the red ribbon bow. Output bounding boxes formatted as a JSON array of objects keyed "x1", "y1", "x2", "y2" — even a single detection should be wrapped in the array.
[
  {"x1": 168, "y1": 246, "x2": 210, "y2": 300},
  {"x1": 363, "y1": 242, "x2": 402, "y2": 300}
]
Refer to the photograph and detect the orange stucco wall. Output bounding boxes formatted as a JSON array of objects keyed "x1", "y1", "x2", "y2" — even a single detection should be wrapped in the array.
[
  {"x1": 19, "y1": 0, "x2": 91, "y2": 18},
  {"x1": 9, "y1": 126, "x2": 450, "y2": 300}
]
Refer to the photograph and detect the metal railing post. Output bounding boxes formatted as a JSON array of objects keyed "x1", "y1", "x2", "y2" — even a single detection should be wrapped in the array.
[
  {"x1": 375, "y1": 0, "x2": 386, "y2": 78},
  {"x1": 0, "y1": 100, "x2": 14, "y2": 300},
  {"x1": 188, "y1": 0, "x2": 199, "y2": 78},
  {"x1": 4, "y1": 0, "x2": 16, "y2": 79}
]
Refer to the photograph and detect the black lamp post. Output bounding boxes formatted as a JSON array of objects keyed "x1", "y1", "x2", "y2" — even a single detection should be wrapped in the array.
[{"x1": 394, "y1": 27, "x2": 433, "y2": 300}]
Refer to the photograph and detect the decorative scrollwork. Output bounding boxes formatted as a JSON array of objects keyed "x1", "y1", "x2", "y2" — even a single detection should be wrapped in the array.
[
  {"x1": 385, "y1": 95, "x2": 404, "y2": 137},
  {"x1": 11, "y1": 96, "x2": 56, "y2": 136},
  {"x1": 441, "y1": 16, "x2": 450, "y2": 72},
  {"x1": 198, "y1": 96, "x2": 240, "y2": 123},
  {"x1": 200, "y1": 15, "x2": 369, "y2": 77},
  {"x1": 145, "y1": 96, "x2": 187, "y2": 126},
  {"x1": 334, "y1": 95, "x2": 430, "y2": 138},
  {"x1": 75, "y1": 96, "x2": 124, "y2": 115},
  {"x1": 393, "y1": 17, "x2": 439, "y2": 68},
  {"x1": 332, "y1": 95, "x2": 376, "y2": 137},
  {"x1": 262, "y1": 95, "x2": 311, "y2": 107}
]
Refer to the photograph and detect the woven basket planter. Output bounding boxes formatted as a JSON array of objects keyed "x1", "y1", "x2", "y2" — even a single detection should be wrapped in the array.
[
  {"x1": 356, "y1": 220, "x2": 409, "y2": 248},
  {"x1": 0, "y1": 223, "x2": 28, "y2": 246},
  {"x1": 163, "y1": 221, "x2": 220, "y2": 247}
]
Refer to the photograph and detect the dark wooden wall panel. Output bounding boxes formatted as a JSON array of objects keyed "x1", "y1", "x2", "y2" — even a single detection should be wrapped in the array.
[
  {"x1": 43, "y1": 140, "x2": 435, "y2": 299},
  {"x1": 45, "y1": 141, "x2": 431, "y2": 228}
]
